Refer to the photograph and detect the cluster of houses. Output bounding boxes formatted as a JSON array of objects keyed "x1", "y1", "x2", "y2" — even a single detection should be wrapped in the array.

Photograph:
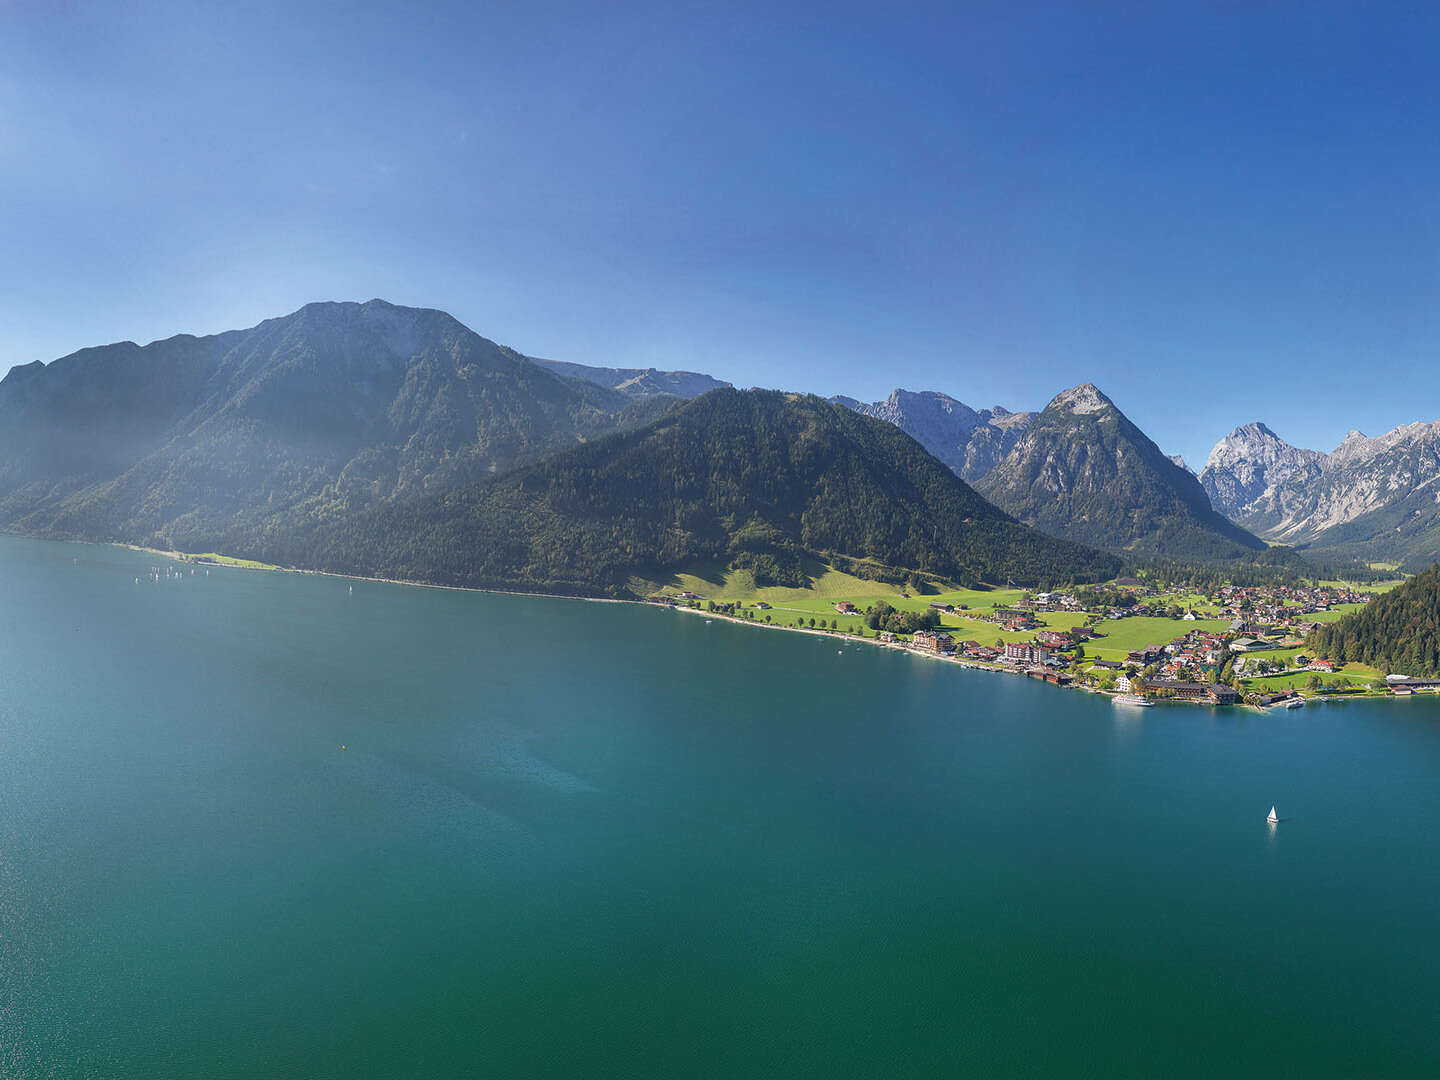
[
  {"x1": 1213, "y1": 583, "x2": 1369, "y2": 628},
  {"x1": 648, "y1": 574, "x2": 1390, "y2": 707},
  {"x1": 1122, "y1": 629, "x2": 1232, "y2": 672}
]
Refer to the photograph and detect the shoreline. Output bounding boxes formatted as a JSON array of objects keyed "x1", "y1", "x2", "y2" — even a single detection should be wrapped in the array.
[
  {"x1": 114, "y1": 542, "x2": 634, "y2": 604},
  {"x1": 658, "y1": 598, "x2": 1410, "y2": 711},
  {"x1": 91, "y1": 537, "x2": 1427, "y2": 711}
]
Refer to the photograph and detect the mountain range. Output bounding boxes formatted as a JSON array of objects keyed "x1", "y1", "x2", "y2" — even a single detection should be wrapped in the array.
[
  {"x1": 1199, "y1": 421, "x2": 1440, "y2": 570},
  {"x1": 0, "y1": 300, "x2": 672, "y2": 554},
  {"x1": 0, "y1": 300, "x2": 1119, "y2": 594},
  {"x1": 972, "y1": 384, "x2": 1266, "y2": 559},
  {"x1": 7, "y1": 297, "x2": 1436, "y2": 591},
  {"x1": 833, "y1": 385, "x2": 1266, "y2": 561},
  {"x1": 285, "y1": 389, "x2": 1119, "y2": 595},
  {"x1": 828, "y1": 390, "x2": 1035, "y2": 481}
]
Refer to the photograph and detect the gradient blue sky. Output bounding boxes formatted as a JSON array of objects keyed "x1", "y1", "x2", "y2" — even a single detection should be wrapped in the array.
[{"x1": 3, "y1": 1, "x2": 1440, "y2": 467}]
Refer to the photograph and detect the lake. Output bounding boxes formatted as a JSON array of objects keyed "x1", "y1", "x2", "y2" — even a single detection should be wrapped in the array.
[{"x1": 2, "y1": 534, "x2": 1439, "y2": 1077}]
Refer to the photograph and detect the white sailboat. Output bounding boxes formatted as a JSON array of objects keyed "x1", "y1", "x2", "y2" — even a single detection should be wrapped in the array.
[{"x1": 1267, "y1": 805, "x2": 1279, "y2": 824}]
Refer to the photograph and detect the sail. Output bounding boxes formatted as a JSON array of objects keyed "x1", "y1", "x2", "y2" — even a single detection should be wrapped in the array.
[{"x1": 1267, "y1": 806, "x2": 1279, "y2": 822}]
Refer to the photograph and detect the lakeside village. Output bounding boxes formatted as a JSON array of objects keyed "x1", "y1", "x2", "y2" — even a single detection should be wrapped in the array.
[{"x1": 648, "y1": 576, "x2": 1427, "y2": 708}]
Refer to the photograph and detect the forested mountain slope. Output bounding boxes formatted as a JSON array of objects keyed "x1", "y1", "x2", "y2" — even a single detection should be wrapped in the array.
[
  {"x1": 1311, "y1": 565, "x2": 1440, "y2": 675},
  {"x1": 286, "y1": 389, "x2": 1121, "y2": 596}
]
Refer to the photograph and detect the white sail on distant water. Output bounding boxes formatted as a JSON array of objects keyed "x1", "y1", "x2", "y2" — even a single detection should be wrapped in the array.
[{"x1": 1267, "y1": 805, "x2": 1279, "y2": 824}]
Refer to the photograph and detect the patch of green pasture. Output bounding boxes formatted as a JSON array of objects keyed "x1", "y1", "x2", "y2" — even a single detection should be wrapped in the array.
[
  {"x1": 1306, "y1": 603, "x2": 1368, "y2": 623},
  {"x1": 179, "y1": 551, "x2": 280, "y2": 570},
  {"x1": 1318, "y1": 579, "x2": 1404, "y2": 593},
  {"x1": 1242, "y1": 670, "x2": 1381, "y2": 693},
  {"x1": 1084, "y1": 616, "x2": 1229, "y2": 659}
]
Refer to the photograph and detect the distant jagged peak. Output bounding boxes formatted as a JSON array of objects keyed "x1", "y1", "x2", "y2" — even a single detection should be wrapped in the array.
[
  {"x1": 1233, "y1": 420, "x2": 1281, "y2": 441},
  {"x1": 1329, "y1": 420, "x2": 1440, "y2": 464},
  {"x1": 886, "y1": 387, "x2": 963, "y2": 407},
  {"x1": 1203, "y1": 421, "x2": 1315, "y2": 472},
  {"x1": 1046, "y1": 382, "x2": 1114, "y2": 415},
  {"x1": 877, "y1": 388, "x2": 980, "y2": 422},
  {"x1": 843, "y1": 388, "x2": 1025, "y2": 428}
]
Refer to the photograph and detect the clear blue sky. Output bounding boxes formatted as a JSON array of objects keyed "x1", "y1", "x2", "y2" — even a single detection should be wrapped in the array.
[{"x1": 3, "y1": 1, "x2": 1439, "y2": 467}]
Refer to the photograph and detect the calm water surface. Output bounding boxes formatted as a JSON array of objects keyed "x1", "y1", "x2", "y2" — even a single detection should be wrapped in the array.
[{"x1": 2, "y1": 535, "x2": 1439, "y2": 1077}]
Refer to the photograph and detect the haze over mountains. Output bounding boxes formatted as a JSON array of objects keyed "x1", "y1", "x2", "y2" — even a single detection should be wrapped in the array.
[
  {"x1": 0, "y1": 300, "x2": 672, "y2": 554},
  {"x1": 531, "y1": 358, "x2": 731, "y2": 399},
  {"x1": 0, "y1": 300, "x2": 1118, "y2": 594},
  {"x1": 6, "y1": 297, "x2": 1438, "y2": 589}
]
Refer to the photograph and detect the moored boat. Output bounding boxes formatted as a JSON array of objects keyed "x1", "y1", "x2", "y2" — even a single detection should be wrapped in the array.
[{"x1": 1114, "y1": 694, "x2": 1153, "y2": 707}]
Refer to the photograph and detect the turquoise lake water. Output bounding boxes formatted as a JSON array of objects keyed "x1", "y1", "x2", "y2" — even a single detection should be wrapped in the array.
[{"x1": 2, "y1": 534, "x2": 1439, "y2": 1077}]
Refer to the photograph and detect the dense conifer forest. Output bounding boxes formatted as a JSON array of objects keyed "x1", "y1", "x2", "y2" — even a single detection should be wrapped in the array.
[
  {"x1": 283, "y1": 390, "x2": 1121, "y2": 596},
  {"x1": 1310, "y1": 564, "x2": 1440, "y2": 675}
]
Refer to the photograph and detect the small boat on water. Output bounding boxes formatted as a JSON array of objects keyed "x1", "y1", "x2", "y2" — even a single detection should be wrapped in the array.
[
  {"x1": 1286, "y1": 697, "x2": 1305, "y2": 709},
  {"x1": 1267, "y1": 805, "x2": 1280, "y2": 824},
  {"x1": 1114, "y1": 694, "x2": 1153, "y2": 707}
]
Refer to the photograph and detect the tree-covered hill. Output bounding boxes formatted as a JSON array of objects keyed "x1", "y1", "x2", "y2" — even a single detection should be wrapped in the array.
[
  {"x1": 1310, "y1": 566, "x2": 1439, "y2": 675},
  {"x1": 0, "y1": 300, "x2": 670, "y2": 552},
  {"x1": 283, "y1": 389, "x2": 1121, "y2": 596}
]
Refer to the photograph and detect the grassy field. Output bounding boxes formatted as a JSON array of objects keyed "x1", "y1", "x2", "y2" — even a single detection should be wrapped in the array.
[
  {"x1": 644, "y1": 562, "x2": 1378, "y2": 661},
  {"x1": 1235, "y1": 646, "x2": 1306, "y2": 669},
  {"x1": 1163, "y1": 592, "x2": 1223, "y2": 615},
  {"x1": 1082, "y1": 616, "x2": 1229, "y2": 660},
  {"x1": 177, "y1": 551, "x2": 281, "y2": 571},
  {"x1": 1318, "y1": 578, "x2": 1405, "y2": 593},
  {"x1": 1242, "y1": 670, "x2": 1382, "y2": 693},
  {"x1": 1306, "y1": 602, "x2": 1368, "y2": 623}
]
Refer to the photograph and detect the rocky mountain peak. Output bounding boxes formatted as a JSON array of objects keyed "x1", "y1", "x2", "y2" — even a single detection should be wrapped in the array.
[
  {"x1": 830, "y1": 389, "x2": 1036, "y2": 482},
  {"x1": 1046, "y1": 383, "x2": 1114, "y2": 415},
  {"x1": 1204, "y1": 422, "x2": 1296, "y2": 472}
]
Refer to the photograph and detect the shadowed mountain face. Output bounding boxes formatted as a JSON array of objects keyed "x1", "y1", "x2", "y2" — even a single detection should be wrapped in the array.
[
  {"x1": 974, "y1": 384, "x2": 1267, "y2": 559},
  {"x1": 0, "y1": 300, "x2": 671, "y2": 552},
  {"x1": 532, "y1": 357, "x2": 731, "y2": 398},
  {"x1": 831, "y1": 390, "x2": 1036, "y2": 482},
  {"x1": 287, "y1": 389, "x2": 1121, "y2": 596},
  {"x1": 1200, "y1": 420, "x2": 1440, "y2": 569}
]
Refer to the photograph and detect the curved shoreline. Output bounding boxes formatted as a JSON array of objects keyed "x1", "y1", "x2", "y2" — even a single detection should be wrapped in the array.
[{"x1": 105, "y1": 539, "x2": 1413, "y2": 711}]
